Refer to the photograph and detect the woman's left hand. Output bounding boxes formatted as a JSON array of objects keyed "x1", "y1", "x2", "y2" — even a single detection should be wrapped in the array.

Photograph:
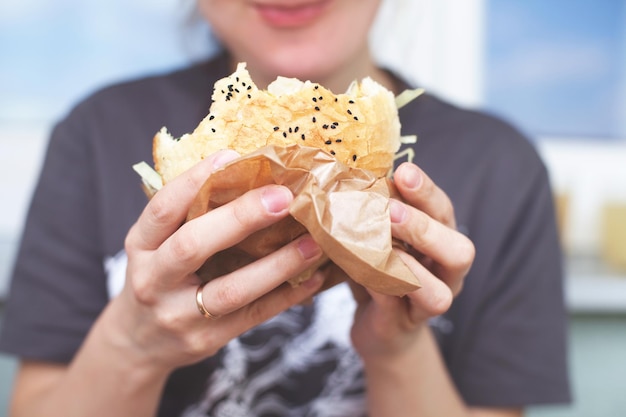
[{"x1": 346, "y1": 161, "x2": 475, "y2": 359}]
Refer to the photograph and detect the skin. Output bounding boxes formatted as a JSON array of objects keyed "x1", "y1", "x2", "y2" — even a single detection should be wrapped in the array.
[
  {"x1": 9, "y1": 1, "x2": 522, "y2": 416},
  {"x1": 197, "y1": 0, "x2": 386, "y2": 93}
]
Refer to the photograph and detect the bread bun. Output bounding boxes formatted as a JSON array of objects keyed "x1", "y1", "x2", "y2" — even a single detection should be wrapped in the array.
[{"x1": 153, "y1": 63, "x2": 401, "y2": 183}]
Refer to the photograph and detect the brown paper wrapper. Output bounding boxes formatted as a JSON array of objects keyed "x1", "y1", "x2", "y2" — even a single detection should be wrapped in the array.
[{"x1": 188, "y1": 144, "x2": 420, "y2": 296}]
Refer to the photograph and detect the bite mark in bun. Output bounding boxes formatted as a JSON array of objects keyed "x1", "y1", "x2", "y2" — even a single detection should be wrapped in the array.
[{"x1": 153, "y1": 63, "x2": 403, "y2": 183}]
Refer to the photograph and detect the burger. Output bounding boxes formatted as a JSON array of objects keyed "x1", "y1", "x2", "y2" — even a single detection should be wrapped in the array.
[{"x1": 134, "y1": 63, "x2": 422, "y2": 296}]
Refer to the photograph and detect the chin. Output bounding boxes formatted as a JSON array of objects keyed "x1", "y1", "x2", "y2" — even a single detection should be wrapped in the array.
[{"x1": 204, "y1": 0, "x2": 379, "y2": 86}]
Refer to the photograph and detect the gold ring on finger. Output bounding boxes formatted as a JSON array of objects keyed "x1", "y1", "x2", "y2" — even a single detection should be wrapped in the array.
[{"x1": 195, "y1": 282, "x2": 221, "y2": 320}]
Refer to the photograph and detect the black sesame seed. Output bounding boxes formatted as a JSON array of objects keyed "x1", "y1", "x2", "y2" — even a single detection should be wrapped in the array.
[
  {"x1": 242, "y1": 82, "x2": 246, "y2": 86},
  {"x1": 312, "y1": 117, "x2": 317, "y2": 123},
  {"x1": 209, "y1": 115, "x2": 215, "y2": 120},
  {"x1": 289, "y1": 127, "x2": 293, "y2": 133},
  {"x1": 236, "y1": 77, "x2": 240, "y2": 82},
  {"x1": 294, "y1": 126, "x2": 299, "y2": 132},
  {"x1": 322, "y1": 124, "x2": 329, "y2": 129},
  {"x1": 335, "y1": 98, "x2": 338, "y2": 102},
  {"x1": 314, "y1": 85, "x2": 319, "y2": 90},
  {"x1": 301, "y1": 134, "x2": 306, "y2": 140},
  {"x1": 349, "y1": 100, "x2": 354, "y2": 104},
  {"x1": 315, "y1": 106, "x2": 320, "y2": 111},
  {"x1": 319, "y1": 96, "x2": 323, "y2": 100},
  {"x1": 354, "y1": 116, "x2": 359, "y2": 121},
  {"x1": 247, "y1": 85, "x2": 252, "y2": 90},
  {"x1": 335, "y1": 139, "x2": 342, "y2": 143},
  {"x1": 330, "y1": 150, "x2": 336, "y2": 155},
  {"x1": 332, "y1": 122, "x2": 339, "y2": 126},
  {"x1": 352, "y1": 154, "x2": 357, "y2": 161},
  {"x1": 221, "y1": 90, "x2": 225, "y2": 94},
  {"x1": 325, "y1": 140, "x2": 332, "y2": 145},
  {"x1": 273, "y1": 126, "x2": 280, "y2": 131},
  {"x1": 235, "y1": 88, "x2": 240, "y2": 93},
  {"x1": 330, "y1": 125, "x2": 336, "y2": 129},
  {"x1": 247, "y1": 94, "x2": 251, "y2": 99},
  {"x1": 228, "y1": 84, "x2": 234, "y2": 92},
  {"x1": 211, "y1": 128, "x2": 216, "y2": 133},
  {"x1": 283, "y1": 132, "x2": 287, "y2": 138},
  {"x1": 312, "y1": 97, "x2": 317, "y2": 102},
  {"x1": 347, "y1": 109, "x2": 352, "y2": 115}
]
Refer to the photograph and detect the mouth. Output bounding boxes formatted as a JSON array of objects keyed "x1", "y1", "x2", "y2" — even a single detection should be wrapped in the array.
[{"x1": 253, "y1": 0, "x2": 332, "y2": 28}]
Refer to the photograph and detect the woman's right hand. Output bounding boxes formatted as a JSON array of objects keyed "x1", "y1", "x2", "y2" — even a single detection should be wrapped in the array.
[
  {"x1": 113, "y1": 149, "x2": 326, "y2": 374},
  {"x1": 8, "y1": 150, "x2": 325, "y2": 417}
]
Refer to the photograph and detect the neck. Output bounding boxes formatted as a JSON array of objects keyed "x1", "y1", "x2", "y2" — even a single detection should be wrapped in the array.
[{"x1": 318, "y1": 52, "x2": 399, "y2": 95}]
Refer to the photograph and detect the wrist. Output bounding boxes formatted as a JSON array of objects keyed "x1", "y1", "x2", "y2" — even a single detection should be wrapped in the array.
[
  {"x1": 360, "y1": 326, "x2": 469, "y2": 417},
  {"x1": 358, "y1": 321, "x2": 429, "y2": 368},
  {"x1": 96, "y1": 297, "x2": 174, "y2": 383},
  {"x1": 47, "y1": 299, "x2": 175, "y2": 416}
]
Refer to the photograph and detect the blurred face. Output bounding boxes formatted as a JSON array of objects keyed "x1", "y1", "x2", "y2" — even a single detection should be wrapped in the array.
[{"x1": 198, "y1": 0, "x2": 382, "y2": 90}]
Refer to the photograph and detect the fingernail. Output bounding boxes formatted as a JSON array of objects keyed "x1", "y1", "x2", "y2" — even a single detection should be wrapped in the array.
[
  {"x1": 261, "y1": 186, "x2": 292, "y2": 213},
  {"x1": 297, "y1": 236, "x2": 322, "y2": 260},
  {"x1": 403, "y1": 166, "x2": 422, "y2": 189},
  {"x1": 390, "y1": 199, "x2": 407, "y2": 223},
  {"x1": 213, "y1": 150, "x2": 240, "y2": 169}
]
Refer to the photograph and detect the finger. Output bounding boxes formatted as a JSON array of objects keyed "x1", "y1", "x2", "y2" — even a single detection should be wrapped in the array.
[
  {"x1": 394, "y1": 250, "x2": 454, "y2": 323},
  {"x1": 145, "y1": 268, "x2": 326, "y2": 361},
  {"x1": 200, "y1": 270, "x2": 326, "y2": 345},
  {"x1": 198, "y1": 234, "x2": 323, "y2": 316},
  {"x1": 390, "y1": 199, "x2": 474, "y2": 292},
  {"x1": 127, "y1": 150, "x2": 240, "y2": 251},
  {"x1": 393, "y1": 162, "x2": 456, "y2": 228},
  {"x1": 153, "y1": 184, "x2": 294, "y2": 280}
]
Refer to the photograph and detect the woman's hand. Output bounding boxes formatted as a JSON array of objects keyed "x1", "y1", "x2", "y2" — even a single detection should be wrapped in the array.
[
  {"x1": 348, "y1": 162, "x2": 475, "y2": 359},
  {"x1": 9, "y1": 150, "x2": 326, "y2": 417},
  {"x1": 113, "y1": 150, "x2": 326, "y2": 374}
]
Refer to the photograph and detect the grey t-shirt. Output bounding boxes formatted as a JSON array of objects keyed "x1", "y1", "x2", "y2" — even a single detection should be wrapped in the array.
[{"x1": 0, "y1": 52, "x2": 571, "y2": 416}]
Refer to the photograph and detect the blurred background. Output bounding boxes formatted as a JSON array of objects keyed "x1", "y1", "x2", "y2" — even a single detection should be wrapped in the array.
[{"x1": 0, "y1": 0, "x2": 625, "y2": 415}]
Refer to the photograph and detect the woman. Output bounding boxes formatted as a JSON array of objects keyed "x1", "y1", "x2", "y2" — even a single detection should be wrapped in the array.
[{"x1": 0, "y1": 1, "x2": 570, "y2": 416}]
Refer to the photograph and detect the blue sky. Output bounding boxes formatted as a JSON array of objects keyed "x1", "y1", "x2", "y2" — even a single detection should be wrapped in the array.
[{"x1": 485, "y1": 0, "x2": 626, "y2": 139}]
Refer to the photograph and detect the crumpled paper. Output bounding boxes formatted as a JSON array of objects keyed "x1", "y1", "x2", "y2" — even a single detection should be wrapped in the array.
[{"x1": 187, "y1": 144, "x2": 420, "y2": 296}]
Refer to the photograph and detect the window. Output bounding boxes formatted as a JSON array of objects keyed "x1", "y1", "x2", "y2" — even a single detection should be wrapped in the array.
[
  {"x1": 0, "y1": 0, "x2": 213, "y2": 125},
  {"x1": 484, "y1": 0, "x2": 626, "y2": 140}
]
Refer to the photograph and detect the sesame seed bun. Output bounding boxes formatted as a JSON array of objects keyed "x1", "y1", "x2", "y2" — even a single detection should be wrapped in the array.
[{"x1": 153, "y1": 62, "x2": 401, "y2": 183}]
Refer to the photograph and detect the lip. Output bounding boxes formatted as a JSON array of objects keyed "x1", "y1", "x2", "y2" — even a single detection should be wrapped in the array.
[{"x1": 253, "y1": 0, "x2": 332, "y2": 28}]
